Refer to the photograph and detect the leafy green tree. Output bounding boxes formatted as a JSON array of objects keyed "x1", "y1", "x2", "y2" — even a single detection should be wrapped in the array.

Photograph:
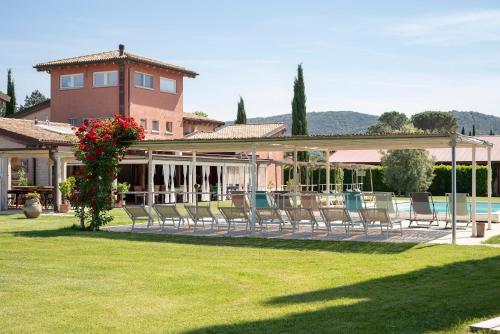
[
  {"x1": 381, "y1": 149, "x2": 435, "y2": 194},
  {"x1": 235, "y1": 97, "x2": 247, "y2": 124},
  {"x1": 5, "y1": 69, "x2": 16, "y2": 116},
  {"x1": 193, "y1": 111, "x2": 208, "y2": 117},
  {"x1": 367, "y1": 122, "x2": 392, "y2": 134},
  {"x1": 20, "y1": 90, "x2": 47, "y2": 110},
  {"x1": 378, "y1": 111, "x2": 408, "y2": 130},
  {"x1": 411, "y1": 111, "x2": 458, "y2": 133}
]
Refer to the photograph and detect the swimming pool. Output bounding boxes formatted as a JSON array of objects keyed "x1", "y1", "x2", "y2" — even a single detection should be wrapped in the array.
[{"x1": 397, "y1": 201, "x2": 500, "y2": 214}]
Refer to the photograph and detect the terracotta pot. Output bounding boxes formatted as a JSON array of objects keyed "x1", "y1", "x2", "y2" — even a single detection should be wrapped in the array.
[
  {"x1": 59, "y1": 202, "x2": 71, "y2": 213},
  {"x1": 476, "y1": 222, "x2": 486, "y2": 238},
  {"x1": 23, "y1": 199, "x2": 42, "y2": 219}
]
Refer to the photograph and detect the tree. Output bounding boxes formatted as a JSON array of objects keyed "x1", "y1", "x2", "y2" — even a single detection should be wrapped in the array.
[
  {"x1": 411, "y1": 111, "x2": 458, "y2": 133},
  {"x1": 472, "y1": 124, "x2": 476, "y2": 136},
  {"x1": 461, "y1": 126, "x2": 465, "y2": 135},
  {"x1": 193, "y1": 111, "x2": 208, "y2": 117},
  {"x1": 235, "y1": 97, "x2": 247, "y2": 124},
  {"x1": 291, "y1": 64, "x2": 308, "y2": 183},
  {"x1": 378, "y1": 111, "x2": 408, "y2": 130},
  {"x1": 367, "y1": 122, "x2": 391, "y2": 134},
  {"x1": 5, "y1": 69, "x2": 16, "y2": 116},
  {"x1": 20, "y1": 90, "x2": 47, "y2": 110},
  {"x1": 381, "y1": 149, "x2": 435, "y2": 194},
  {"x1": 490, "y1": 129, "x2": 494, "y2": 135}
]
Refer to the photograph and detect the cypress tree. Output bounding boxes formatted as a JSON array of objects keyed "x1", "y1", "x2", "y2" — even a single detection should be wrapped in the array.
[
  {"x1": 235, "y1": 97, "x2": 247, "y2": 124},
  {"x1": 472, "y1": 124, "x2": 476, "y2": 136},
  {"x1": 291, "y1": 64, "x2": 308, "y2": 161},
  {"x1": 490, "y1": 129, "x2": 494, "y2": 135},
  {"x1": 461, "y1": 126, "x2": 465, "y2": 135},
  {"x1": 5, "y1": 69, "x2": 16, "y2": 116}
]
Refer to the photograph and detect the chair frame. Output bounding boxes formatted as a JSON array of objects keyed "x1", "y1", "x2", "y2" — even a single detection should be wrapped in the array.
[
  {"x1": 123, "y1": 205, "x2": 158, "y2": 230},
  {"x1": 319, "y1": 207, "x2": 358, "y2": 236},
  {"x1": 358, "y1": 208, "x2": 403, "y2": 238},
  {"x1": 409, "y1": 192, "x2": 439, "y2": 228},
  {"x1": 285, "y1": 207, "x2": 318, "y2": 234},
  {"x1": 255, "y1": 207, "x2": 285, "y2": 232},
  {"x1": 444, "y1": 193, "x2": 471, "y2": 229},
  {"x1": 219, "y1": 206, "x2": 250, "y2": 233},
  {"x1": 184, "y1": 205, "x2": 218, "y2": 231},
  {"x1": 152, "y1": 204, "x2": 186, "y2": 231}
]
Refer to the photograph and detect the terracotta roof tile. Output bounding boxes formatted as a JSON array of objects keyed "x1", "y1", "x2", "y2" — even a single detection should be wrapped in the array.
[
  {"x1": 0, "y1": 118, "x2": 75, "y2": 145},
  {"x1": 35, "y1": 49, "x2": 198, "y2": 77},
  {"x1": 185, "y1": 123, "x2": 286, "y2": 139},
  {"x1": 182, "y1": 112, "x2": 224, "y2": 124}
]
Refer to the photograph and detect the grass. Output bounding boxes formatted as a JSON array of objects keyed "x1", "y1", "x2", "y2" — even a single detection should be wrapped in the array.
[
  {"x1": 1, "y1": 212, "x2": 500, "y2": 333},
  {"x1": 485, "y1": 234, "x2": 500, "y2": 244}
]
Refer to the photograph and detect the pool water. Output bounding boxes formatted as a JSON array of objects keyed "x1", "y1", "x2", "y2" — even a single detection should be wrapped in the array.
[{"x1": 397, "y1": 201, "x2": 500, "y2": 214}]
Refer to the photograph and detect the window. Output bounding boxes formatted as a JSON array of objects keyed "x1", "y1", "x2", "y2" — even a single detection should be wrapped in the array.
[
  {"x1": 68, "y1": 118, "x2": 77, "y2": 126},
  {"x1": 135, "y1": 72, "x2": 153, "y2": 89},
  {"x1": 166, "y1": 121, "x2": 173, "y2": 133},
  {"x1": 93, "y1": 71, "x2": 118, "y2": 87},
  {"x1": 60, "y1": 73, "x2": 84, "y2": 89},
  {"x1": 152, "y1": 120, "x2": 159, "y2": 132},
  {"x1": 160, "y1": 77, "x2": 176, "y2": 93},
  {"x1": 140, "y1": 119, "x2": 147, "y2": 130}
]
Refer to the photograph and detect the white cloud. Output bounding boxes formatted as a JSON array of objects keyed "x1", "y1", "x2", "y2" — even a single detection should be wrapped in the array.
[{"x1": 387, "y1": 9, "x2": 500, "y2": 45}]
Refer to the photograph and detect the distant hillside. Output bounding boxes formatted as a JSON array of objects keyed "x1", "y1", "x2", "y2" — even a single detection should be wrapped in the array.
[
  {"x1": 226, "y1": 110, "x2": 500, "y2": 135},
  {"x1": 227, "y1": 111, "x2": 378, "y2": 135}
]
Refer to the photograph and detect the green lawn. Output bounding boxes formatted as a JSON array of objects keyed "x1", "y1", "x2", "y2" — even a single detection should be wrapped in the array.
[
  {"x1": 1, "y1": 212, "x2": 500, "y2": 333},
  {"x1": 485, "y1": 235, "x2": 500, "y2": 244}
]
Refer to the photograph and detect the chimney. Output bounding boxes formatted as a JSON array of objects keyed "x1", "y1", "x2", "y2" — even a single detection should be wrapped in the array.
[{"x1": 118, "y1": 44, "x2": 125, "y2": 56}]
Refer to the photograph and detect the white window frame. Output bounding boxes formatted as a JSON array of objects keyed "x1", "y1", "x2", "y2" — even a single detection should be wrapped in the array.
[
  {"x1": 60, "y1": 73, "x2": 84, "y2": 90},
  {"x1": 165, "y1": 121, "x2": 173, "y2": 134},
  {"x1": 160, "y1": 77, "x2": 176, "y2": 94},
  {"x1": 93, "y1": 71, "x2": 118, "y2": 87},
  {"x1": 151, "y1": 120, "x2": 159, "y2": 133},
  {"x1": 135, "y1": 71, "x2": 154, "y2": 90}
]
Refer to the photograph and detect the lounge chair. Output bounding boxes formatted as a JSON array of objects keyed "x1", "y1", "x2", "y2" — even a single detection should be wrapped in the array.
[
  {"x1": 219, "y1": 206, "x2": 249, "y2": 232},
  {"x1": 255, "y1": 207, "x2": 285, "y2": 232},
  {"x1": 185, "y1": 205, "x2": 218, "y2": 231},
  {"x1": 230, "y1": 191, "x2": 249, "y2": 209},
  {"x1": 300, "y1": 192, "x2": 320, "y2": 211},
  {"x1": 285, "y1": 207, "x2": 318, "y2": 234},
  {"x1": 270, "y1": 191, "x2": 293, "y2": 210},
  {"x1": 256, "y1": 191, "x2": 273, "y2": 208},
  {"x1": 123, "y1": 205, "x2": 158, "y2": 230},
  {"x1": 358, "y1": 208, "x2": 403, "y2": 238},
  {"x1": 373, "y1": 192, "x2": 399, "y2": 218},
  {"x1": 409, "y1": 192, "x2": 438, "y2": 228},
  {"x1": 152, "y1": 204, "x2": 185, "y2": 230},
  {"x1": 320, "y1": 207, "x2": 358, "y2": 236},
  {"x1": 445, "y1": 193, "x2": 471, "y2": 229}
]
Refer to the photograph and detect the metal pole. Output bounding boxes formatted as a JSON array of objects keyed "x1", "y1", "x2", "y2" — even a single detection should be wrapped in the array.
[
  {"x1": 488, "y1": 147, "x2": 492, "y2": 230},
  {"x1": 451, "y1": 139, "x2": 457, "y2": 245},
  {"x1": 325, "y1": 150, "x2": 331, "y2": 193},
  {"x1": 250, "y1": 143, "x2": 257, "y2": 234},
  {"x1": 471, "y1": 146, "x2": 477, "y2": 237},
  {"x1": 147, "y1": 149, "x2": 154, "y2": 208},
  {"x1": 190, "y1": 151, "x2": 196, "y2": 204}
]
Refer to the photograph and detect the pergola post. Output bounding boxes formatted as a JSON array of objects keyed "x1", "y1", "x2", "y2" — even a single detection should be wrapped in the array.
[
  {"x1": 325, "y1": 150, "x2": 330, "y2": 193},
  {"x1": 147, "y1": 149, "x2": 154, "y2": 208},
  {"x1": 451, "y1": 138, "x2": 457, "y2": 245},
  {"x1": 471, "y1": 146, "x2": 477, "y2": 237},
  {"x1": 487, "y1": 147, "x2": 492, "y2": 230},
  {"x1": 293, "y1": 147, "x2": 298, "y2": 193},
  {"x1": 190, "y1": 151, "x2": 196, "y2": 204},
  {"x1": 54, "y1": 153, "x2": 62, "y2": 211},
  {"x1": 250, "y1": 143, "x2": 257, "y2": 233},
  {"x1": 0, "y1": 156, "x2": 11, "y2": 211}
]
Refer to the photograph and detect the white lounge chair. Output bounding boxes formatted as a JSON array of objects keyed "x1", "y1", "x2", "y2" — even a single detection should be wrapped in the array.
[
  {"x1": 285, "y1": 207, "x2": 318, "y2": 234},
  {"x1": 255, "y1": 207, "x2": 285, "y2": 232},
  {"x1": 185, "y1": 205, "x2": 218, "y2": 231},
  {"x1": 358, "y1": 208, "x2": 403, "y2": 238},
  {"x1": 219, "y1": 206, "x2": 249, "y2": 232},
  {"x1": 152, "y1": 204, "x2": 186, "y2": 231},
  {"x1": 445, "y1": 193, "x2": 471, "y2": 229},
  {"x1": 320, "y1": 207, "x2": 358, "y2": 236},
  {"x1": 409, "y1": 192, "x2": 439, "y2": 228},
  {"x1": 123, "y1": 205, "x2": 158, "y2": 230}
]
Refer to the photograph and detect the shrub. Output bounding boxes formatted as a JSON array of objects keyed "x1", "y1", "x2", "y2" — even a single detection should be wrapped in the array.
[
  {"x1": 59, "y1": 176, "x2": 76, "y2": 201},
  {"x1": 25, "y1": 192, "x2": 41, "y2": 202}
]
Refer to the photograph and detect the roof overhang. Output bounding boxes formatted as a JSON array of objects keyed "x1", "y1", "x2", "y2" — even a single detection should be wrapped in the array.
[{"x1": 129, "y1": 133, "x2": 492, "y2": 153}]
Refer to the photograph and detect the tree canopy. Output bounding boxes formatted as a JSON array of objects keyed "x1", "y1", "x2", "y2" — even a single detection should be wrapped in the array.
[
  {"x1": 193, "y1": 111, "x2": 208, "y2": 117},
  {"x1": 411, "y1": 111, "x2": 458, "y2": 133},
  {"x1": 20, "y1": 90, "x2": 47, "y2": 111},
  {"x1": 367, "y1": 111, "x2": 413, "y2": 134},
  {"x1": 235, "y1": 97, "x2": 247, "y2": 124}
]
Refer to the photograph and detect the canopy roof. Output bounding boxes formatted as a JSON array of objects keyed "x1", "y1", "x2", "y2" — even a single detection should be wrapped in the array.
[{"x1": 130, "y1": 133, "x2": 492, "y2": 153}]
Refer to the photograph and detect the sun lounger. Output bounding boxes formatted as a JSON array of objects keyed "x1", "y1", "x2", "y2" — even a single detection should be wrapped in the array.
[
  {"x1": 300, "y1": 192, "x2": 320, "y2": 211},
  {"x1": 123, "y1": 205, "x2": 158, "y2": 230},
  {"x1": 373, "y1": 192, "x2": 400, "y2": 218},
  {"x1": 270, "y1": 191, "x2": 293, "y2": 210},
  {"x1": 185, "y1": 205, "x2": 218, "y2": 231},
  {"x1": 342, "y1": 191, "x2": 364, "y2": 213},
  {"x1": 409, "y1": 192, "x2": 438, "y2": 228},
  {"x1": 152, "y1": 204, "x2": 185, "y2": 230},
  {"x1": 285, "y1": 207, "x2": 318, "y2": 234},
  {"x1": 358, "y1": 208, "x2": 403, "y2": 238},
  {"x1": 219, "y1": 207, "x2": 249, "y2": 232},
  {"x1": 230, "y1": 191, "x2": 249, "y2": 209},
  {"x1": 320, "y1": 207, "x2": 358, "y2": 236},
  {"x1": 255, "y1": 207, "x2": 285, "y2": 232},
  {"x1": 445, "y1": 193, "x2": 471, "y2": 229}
]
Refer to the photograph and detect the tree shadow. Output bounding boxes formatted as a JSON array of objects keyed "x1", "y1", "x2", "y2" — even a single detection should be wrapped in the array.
[
  {"x1": 184, "y1": 256, "x2": 500, "y2": 333},
  {"x1": 10, "y1": 226, "x2": 423, "y2": 255}
]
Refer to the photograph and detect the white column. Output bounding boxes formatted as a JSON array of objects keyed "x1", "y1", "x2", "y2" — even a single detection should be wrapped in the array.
[
  {"x1": 487, "y1": 147, "x2": 492, "y2": 230},
  {"x1": 217, "y1": 165, "x2": 222, "y2": 200},
  {"x1": 62, "y1": 159, "x2": 67, "y2": 181},
  {"x1": 163, "y1": 164, "x2": 170, "y2": 203},
  {"x1": 293, "y1": 147, "x2": 298, "y2": 193},
  {"x1": 170, "y1": 165, "x2": 176, "y2": 203},
  {"x1": 190, "y1": 152, "x2": 196, "y2": 203},
  {"x1": 451, "y1": 140, "x2": 457, "y2": 245},
  {"x1": 0, "y1": 156, "x2": 11, "y2": 210},
  {"x1": 325, "y1": 150, "x2": 330, "y2": 193},
  {"x1": 54, "y1": 154, "x2": 63, "y2": 210},
  {"x1": 222, "y1": 164, "x2": 228, "y2": 199},
  {"x1": 471, "y1": 147, "x2": 477, "y2": 237},
  {"x1": 250, "y1": 143, "x2": 257, "y2": 233},
  {"x1": 147, "y1": 150, "x2": 154, "y2": 207},
  {"x1": 183, "y1": 164, "x2": 188, "y2": 203}
]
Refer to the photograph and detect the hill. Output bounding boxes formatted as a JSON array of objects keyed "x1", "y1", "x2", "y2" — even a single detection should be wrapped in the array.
[{"x1": 226, "y1": 110, "x2": 500, "y2": 135}]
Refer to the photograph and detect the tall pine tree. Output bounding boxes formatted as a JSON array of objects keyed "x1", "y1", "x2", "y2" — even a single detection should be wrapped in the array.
[
  {"x1": 5, "y1": 69, "x2": 16, "y2": 116},
  {"x1": 235, "y1": 97, "x2": 247, "y2": 124}
]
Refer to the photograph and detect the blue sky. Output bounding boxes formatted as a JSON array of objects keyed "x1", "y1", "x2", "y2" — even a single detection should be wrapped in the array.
[{"x1": 1, "y1": 0, "x2": 500, "y2": 120}]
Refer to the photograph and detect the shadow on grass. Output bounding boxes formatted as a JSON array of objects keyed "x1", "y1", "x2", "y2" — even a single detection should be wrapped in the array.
[
  {"x1": 185, "y1": 256, "x2": 500, "y2": 333},
  {"x1": 11, "y1": 226, "x2": 424, "y2": 254}
]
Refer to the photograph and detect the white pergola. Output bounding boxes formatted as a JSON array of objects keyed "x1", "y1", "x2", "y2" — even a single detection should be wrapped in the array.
[{"x1": 131, "y1": 133, "x2": 492, "y2": 244}]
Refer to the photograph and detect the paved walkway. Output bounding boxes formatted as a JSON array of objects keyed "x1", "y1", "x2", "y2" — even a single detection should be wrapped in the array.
[{"x1": 104, "y1": 219, "x2": 500, "y2": 246}]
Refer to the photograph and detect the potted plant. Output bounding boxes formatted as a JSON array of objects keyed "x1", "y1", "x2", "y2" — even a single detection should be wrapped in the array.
[
  {"x1": 23, "y1": 192, "x2": 42, "y2": 218},
  {"x1": 476, "y1": 222, "x2": 487, "y2": 238},
  {"x1": 17, "y1": 167, "x2": 29, "y2": 186},
  {"x1": 115, "y1": 182, "x2": 130, "y2": 207},
  {"x1": 58, "y1": 176, "x2": 76, "y2": 213}
]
